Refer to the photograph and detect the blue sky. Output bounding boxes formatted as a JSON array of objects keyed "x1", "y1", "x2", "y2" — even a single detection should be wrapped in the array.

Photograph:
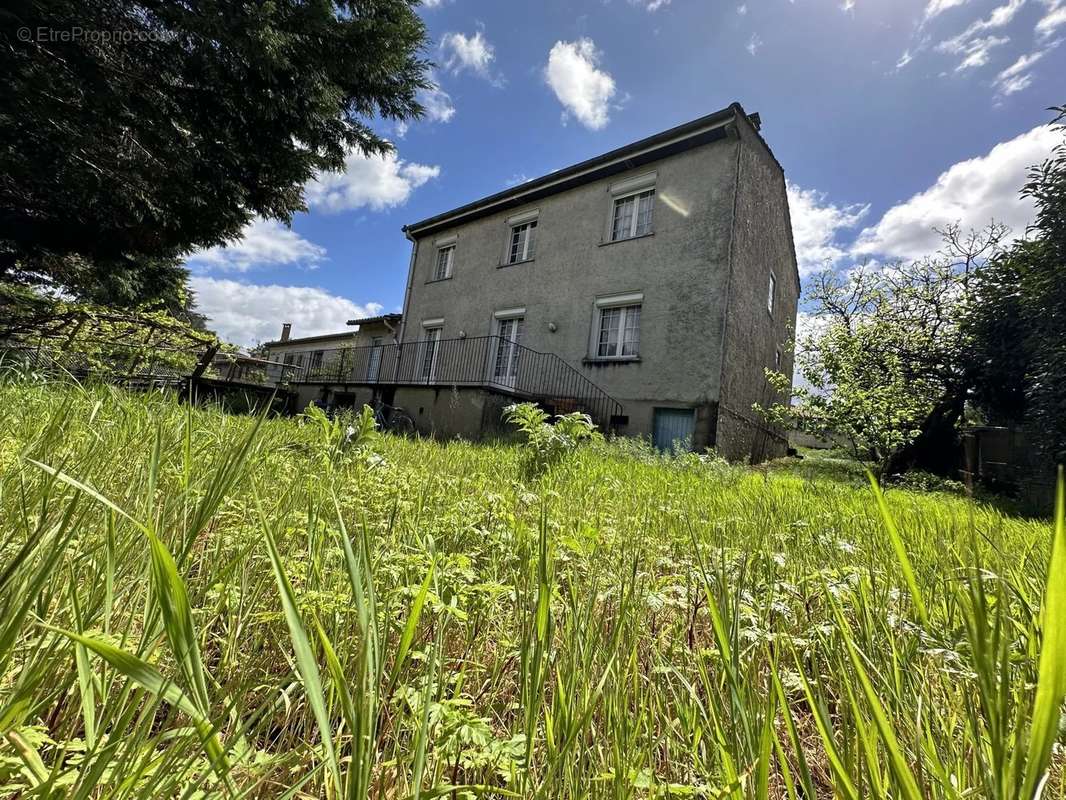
[{"x1": 187, "y1": 0, "x2": 1066, "y2": 347}]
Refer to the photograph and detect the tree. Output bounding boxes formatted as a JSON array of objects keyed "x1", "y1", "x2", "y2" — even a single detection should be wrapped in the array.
[
  {"x1": 0, "y1": 0, "x2": 430, "y2": 305},
  {"x1": 760, "y1": 224, "x2": 1008, "y2": 476},
  {"x1": 965, "y1": 105, "x2": 1066, "y2": 463}
]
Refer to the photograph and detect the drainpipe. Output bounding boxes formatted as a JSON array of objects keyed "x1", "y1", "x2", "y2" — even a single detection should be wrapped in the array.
[{"x1": 397, "y1": 226, "x2": 419, "y2": 372}]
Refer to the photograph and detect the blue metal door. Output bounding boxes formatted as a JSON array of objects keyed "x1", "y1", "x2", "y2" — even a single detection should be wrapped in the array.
[{"x1": 653, "y1": 408, "x2": 696, "y2": 452}]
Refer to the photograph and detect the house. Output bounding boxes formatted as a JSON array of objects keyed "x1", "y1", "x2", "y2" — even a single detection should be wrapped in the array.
[
  {"x1": 261, "y1": 315, "x2": 401, "y2": 404},
  {"x1": 282, "y1": 102, "x2": 799, "y2": 461}
]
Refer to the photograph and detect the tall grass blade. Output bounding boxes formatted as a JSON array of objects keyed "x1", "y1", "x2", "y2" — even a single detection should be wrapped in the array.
[
  {"x1": 1021, "y1": 466, "x2": 1066, "y2": 800},
  {"x1": 260, "y1": 511, "x2": 343, "y2": 795},
  {"x1": 43, "y1": 625, "x2": 231, "y2": 789},
  {"x1": 867, "y1": 471, "x2": 929, "y2": 626}
]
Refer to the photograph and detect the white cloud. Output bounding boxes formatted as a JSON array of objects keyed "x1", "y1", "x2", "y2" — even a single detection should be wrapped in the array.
[
  {"x1": 993, "y1": 40, "x2": 1061, "y2": 95},
  {"x1": 746, "y1": 32, "x2": 764, "y2": 55},
  {"x1": 191, "y1": 276, "x2": 383, "y2": 348},
  {"x1": 853, "y1": 123, "x2": 1061, "y2": 259},
  {"x1": 396, "y1": 79, "x2": 455, "y2": 138},
  {"x1": 923, "y1": 0, "x2": 970, "y2": 20},
  {"x1": 305, "y1": 150, "x2": 439, "y2": 213},
  {"x1": 896, "y1": 49, "x2": 915, "y2": 69},
  {"x1": 544, "y1": 39, "x2": 617, "y2": 130},
  {"x1": 187, "y1": 218, "x2": 326, "y2": 273},
  {"x1": 841, "y1": 0, "x2": 856, "y2": 11},
  {"x1": 1037, "y1": 0, "x2": 1066, "y2": 38},
  {"x1": 422, "y1": 0, "x2": 443, "y2": 7},
  {"x1": 936, "y1": 0, "x2": 1024, "y2": 69},
  {"x1": 420, "y1": 87, "x2": 456, "y2": 124},
  {"x1": 951, "y1": 34, "x2": 1011, "y2": 70},
  {"x1": 629, "y1": 0, "x2": 672, "y2": 10},
  {"x1": 737, "y1": 4, "x2": 748, "y2": 15},
  {"x1": 786, "y1": 181, "x2": 870, "y2": 275},
  {"x1": 441, "y1": 31, "x2": 500, "y2": 83}
]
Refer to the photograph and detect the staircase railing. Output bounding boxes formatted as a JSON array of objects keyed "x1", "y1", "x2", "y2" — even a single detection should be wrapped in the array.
[{"x1": 293, "y1": 336, "x2": 624, "y2": 430}]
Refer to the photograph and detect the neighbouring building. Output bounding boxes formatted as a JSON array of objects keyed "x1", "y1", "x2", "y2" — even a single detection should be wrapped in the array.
[
  {"x1": 280, "y1": 103, "x2": 799, "y2": 461},
  {"x1": 261, "y1": 315, "x2": 401, "y2": 408}
]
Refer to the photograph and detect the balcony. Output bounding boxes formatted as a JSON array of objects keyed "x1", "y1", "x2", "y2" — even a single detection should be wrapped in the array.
[{"x1": 291, "y1": 335, "x2": 623, "y2": 430}]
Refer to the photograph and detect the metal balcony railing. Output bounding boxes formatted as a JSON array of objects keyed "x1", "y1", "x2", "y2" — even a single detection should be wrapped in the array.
[{"x1": 294, "y1": 335, "x2": 624, "y2": 430}]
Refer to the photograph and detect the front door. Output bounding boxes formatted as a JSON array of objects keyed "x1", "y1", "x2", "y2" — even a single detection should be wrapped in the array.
[
  {"x1": 653, "y1": 408, "x2": 696, "y2": 452},
  {"x1": 367, "y1": 337, "x2": 383, "y2": 382},
  {"x1": 493, "y1": 317, "x2": 523, "y2": 387}
]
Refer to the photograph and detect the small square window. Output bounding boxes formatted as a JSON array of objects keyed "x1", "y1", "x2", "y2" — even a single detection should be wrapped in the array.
[
  {"x1": 507, "y1": 220, "x2": 537, "y2": 264},
  {"x1": 434, "y1": 245, "x2": 455, "y2": 281},
  {"x1": 611, "y1": 189, "x2": 655, "y2": 241},
  {"x1": 768, "y1": 271, "x2": 777, "y2": 315}
]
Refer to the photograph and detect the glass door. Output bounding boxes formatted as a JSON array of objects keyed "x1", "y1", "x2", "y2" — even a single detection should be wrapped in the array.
[
  {"x1": 493, "y1": 317, "x2": 523, "y2": 387},
  {"x1": 420, "y1": 328, "x2": 441, "y2": 382},
  {"x1": 367, "y1": 336, "x2": 383, "y2": 382}
]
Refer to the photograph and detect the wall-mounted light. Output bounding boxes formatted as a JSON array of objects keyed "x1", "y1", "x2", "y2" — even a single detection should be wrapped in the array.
[
  {"x1": 548, "y1": 322, "x2": 558, "y2": 332},
  {"x1": 458, "y1": 330, "x2": 467, "y2": 339}
]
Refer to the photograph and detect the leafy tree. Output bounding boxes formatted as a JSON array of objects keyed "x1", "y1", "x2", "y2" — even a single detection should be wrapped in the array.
[
  {"x1": 761, "y1": 224, "x2": 1007, "y2": 476},
  {"x1": 965, "y1": 105, "x2": 1066, "y2": 463},
  {"x1": 0, "y1": 0, "x2": 430, "y2": 305},
  {"x1": 0, "y1": 281, "x2": 216, "y2": 377}
]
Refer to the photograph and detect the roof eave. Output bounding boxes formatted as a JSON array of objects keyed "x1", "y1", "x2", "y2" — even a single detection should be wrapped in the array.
[{"x1": 404, "y1": 103, "x2": 745, "y2": 238}]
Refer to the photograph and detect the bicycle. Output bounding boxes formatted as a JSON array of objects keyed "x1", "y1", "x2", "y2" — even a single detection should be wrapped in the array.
[{"x1": 372, "y1": 401, "x2": 416, "y2": 436}]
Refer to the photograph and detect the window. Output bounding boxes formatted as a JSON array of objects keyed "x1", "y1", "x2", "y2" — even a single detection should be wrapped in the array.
[
  {"x1": 611, "y1": 189, "x2": 655, "y2": 241},
  {"x1": 309, "y1": 350, "x2": 324, "y2": 370},
  {"x1": 283, "y1": 353, "x2": 295, "y2": 366},
  {"x1": 768, "y1": 271, "x2": 777, "y2": 315},
  {"x1": 596, "y1": 303, "x2": 641, "y2": 358},
  {"x1": 434, "y1": 245, "x2": 454, "y2": 281},
  {"x1": 507, "y1": 220, "x2": 537, "y2": 264}
]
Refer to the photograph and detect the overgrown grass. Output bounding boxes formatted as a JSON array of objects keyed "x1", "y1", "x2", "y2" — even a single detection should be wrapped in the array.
[{"x1": 0, "y1": 378, "x2": 1063, "y2": 799}]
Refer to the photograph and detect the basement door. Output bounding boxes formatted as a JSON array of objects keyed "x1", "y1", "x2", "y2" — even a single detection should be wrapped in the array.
[{"x1": 653, "y1": 408, "x2": 696, "y2": 452}]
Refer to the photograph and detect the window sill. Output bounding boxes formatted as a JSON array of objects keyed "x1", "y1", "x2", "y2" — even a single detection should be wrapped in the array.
[
  {"x1": 497, "y1": 258, "x2": 535, "y2": 269},
  {"x1": 598, "y1": 232, "x2": 655, "y2": 247},
  {"x1": 425, "y1": 276, "x2": 453, "y2": 284},
  {"x1": 583, "y1": 356, "x2": 641, "y2": 366}
]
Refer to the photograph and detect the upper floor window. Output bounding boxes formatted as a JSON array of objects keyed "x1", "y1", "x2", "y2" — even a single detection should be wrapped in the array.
[
  {"x1": 434, "y1": 245, "x2": 455, "y2": 281},
  {"x1": 611, "y1": 189, "x2": 655, "y2": 241},
  {"x1": 508, "y1": 220, "x2": 537, "y2": 264},
  {"x1": 767, "y1": 271, "x2": 777, "y2": 315}
]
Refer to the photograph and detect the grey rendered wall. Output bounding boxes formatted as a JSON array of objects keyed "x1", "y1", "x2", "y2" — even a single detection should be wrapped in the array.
[
  {"x1": 401, "y1": 136, "x2": 740, "y2": 445},
  {"x1": 393, "y1": 386, "x2": 513, "y2": 439},
  {"x1": 714, "y1": 118, "x2": 799, "y2": 462}
]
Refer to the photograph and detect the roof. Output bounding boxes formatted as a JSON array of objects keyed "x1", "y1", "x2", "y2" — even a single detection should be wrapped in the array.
[
  {"x1": 404, "y1": 102, "x2": 755, "y2": 239},
  {"x1": 347, "y1": 313, "x2": 402, "y2": 327},
  {"x1": 262, "y1": 331, "x2": 358, "y2": 348}
]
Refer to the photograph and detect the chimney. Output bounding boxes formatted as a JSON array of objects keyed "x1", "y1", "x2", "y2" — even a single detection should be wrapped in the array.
[{"x1": 280, "y1": 323, "x2": 292, "y2": 342}]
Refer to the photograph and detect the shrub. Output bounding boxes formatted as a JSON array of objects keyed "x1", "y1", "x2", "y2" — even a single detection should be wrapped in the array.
[
  {"x1": 300, "y1": 403, "x2": 379, "y2": 471},
  {"x1": 503, "y1": 402, "x2": 601, "y2": 476}
]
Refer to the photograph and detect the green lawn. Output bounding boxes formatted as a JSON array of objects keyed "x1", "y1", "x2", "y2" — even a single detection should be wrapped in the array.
[{"x1": 0, "y1": 380, "x2": 1062, "y2": 799}]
